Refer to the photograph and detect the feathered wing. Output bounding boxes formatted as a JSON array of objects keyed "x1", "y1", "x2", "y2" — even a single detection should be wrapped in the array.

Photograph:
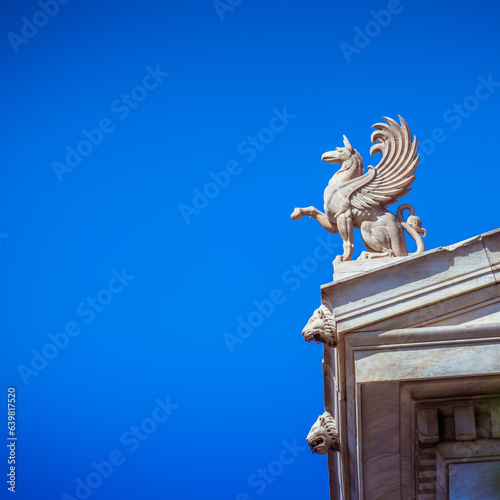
[{"x1": 349, "y1": 115, "x2": 420, "y2": 210}]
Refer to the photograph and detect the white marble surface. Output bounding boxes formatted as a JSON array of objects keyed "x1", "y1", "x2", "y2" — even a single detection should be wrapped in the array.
[{"x1": 354, "y1": 341, "x2": 500, "y2": 383}]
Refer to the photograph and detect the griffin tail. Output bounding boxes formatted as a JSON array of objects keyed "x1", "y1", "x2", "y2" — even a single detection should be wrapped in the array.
[{"x1": 397, "y1": 204, "x2": 427, "y2": 254}]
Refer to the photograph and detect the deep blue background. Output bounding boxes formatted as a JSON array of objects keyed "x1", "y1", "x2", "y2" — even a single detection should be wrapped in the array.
[{"x1": 2, "y1": 0, "x2": 500, "y2": 498}]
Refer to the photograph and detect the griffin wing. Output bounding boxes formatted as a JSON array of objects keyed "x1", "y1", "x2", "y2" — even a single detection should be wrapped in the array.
[{"x1": 350, "y1": 115, "x2": 420, "y2": 210}]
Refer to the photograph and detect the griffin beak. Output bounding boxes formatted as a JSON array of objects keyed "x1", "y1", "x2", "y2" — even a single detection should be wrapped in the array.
[{"x1": 321, "y1": 151, "x2": 341, "y2": 164}]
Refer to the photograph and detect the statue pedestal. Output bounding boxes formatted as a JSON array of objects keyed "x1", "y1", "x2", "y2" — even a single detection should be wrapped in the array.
[
  {"x1": 315, "y1": 228, "x2": 500, "y2": 499},
  {"x1": 333, "y1": 257, "x2": 406, "y2": 281}
]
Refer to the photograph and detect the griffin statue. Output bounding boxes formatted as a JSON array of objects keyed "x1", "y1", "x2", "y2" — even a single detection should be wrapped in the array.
[{"x1": 291, "y1": 116, "x2": 427, "y2": 262}]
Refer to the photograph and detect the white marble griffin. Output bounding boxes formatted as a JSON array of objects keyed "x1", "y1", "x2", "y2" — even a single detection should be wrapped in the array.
[{"x1": 291, "y1": 116, "x2": 427, "y2": 262}]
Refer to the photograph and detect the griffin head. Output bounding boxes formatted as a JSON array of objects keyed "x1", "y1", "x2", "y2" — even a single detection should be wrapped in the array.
[
  {"x1": 321, "y1": 135, "x2": 363, "y2": 178},
  {"x1": 321, "y1": 135, "x2": 356, "y2": 163}
]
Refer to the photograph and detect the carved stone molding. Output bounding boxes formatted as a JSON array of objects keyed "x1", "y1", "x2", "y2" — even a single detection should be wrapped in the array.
[
  {"x1": 302, "y1": 305, "x2": 337, "y2": 347},
  {"x1": 415, "y1": 397, "x2": 500, "y2": 499},
  {"x1": 306, "y1": 411, "x2": 340, "y2": 455}
]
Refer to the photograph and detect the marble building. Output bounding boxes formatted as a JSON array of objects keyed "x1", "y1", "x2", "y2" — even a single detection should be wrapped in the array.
[{"x1": 304, "y1": 229, "x2": 500, "y2": 499}]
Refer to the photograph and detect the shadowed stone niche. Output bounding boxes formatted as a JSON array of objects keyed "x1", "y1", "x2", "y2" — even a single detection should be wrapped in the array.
[
  {"x1": 449, "y1": 461, "x2": 500, "y2": 499},
  {"x1": 415, "y1": 397, "x2": 500, "y2": 499}
]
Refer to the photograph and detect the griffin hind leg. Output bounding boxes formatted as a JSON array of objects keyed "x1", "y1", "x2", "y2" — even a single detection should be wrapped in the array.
[
  {"x1": 358, "y1": 248, "x2": 396, "y2": 259},
  {"x1": 360, "y1": 221, "x2": 397, "y2": 259}
]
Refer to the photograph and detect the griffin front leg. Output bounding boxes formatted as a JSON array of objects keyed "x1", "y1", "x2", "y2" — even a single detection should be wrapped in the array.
[
  {"x1": 291, "y1": 207, "x2": 338, "y2": 235},
  {"x1": 335, "y1": 212, "x2": 354, "y2": 261}
]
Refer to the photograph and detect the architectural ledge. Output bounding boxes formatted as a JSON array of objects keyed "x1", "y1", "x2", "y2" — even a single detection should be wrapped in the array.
[{"x1": 321, "y1": 228, "x2": 500, "y2": 334}]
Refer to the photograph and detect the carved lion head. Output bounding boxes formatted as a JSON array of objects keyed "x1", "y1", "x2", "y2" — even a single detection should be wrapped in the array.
[
  {"x1": 306, "y1": 412, "x2": 340, "y2": 455},
  {"x1": 302, "y1": 305, "x2": 337, "y2": 347}
]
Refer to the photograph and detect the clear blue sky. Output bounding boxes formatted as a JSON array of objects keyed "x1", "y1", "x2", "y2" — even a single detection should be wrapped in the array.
[{"x1": 1, "y1": 0, "x2": 500, "y2": 498}]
